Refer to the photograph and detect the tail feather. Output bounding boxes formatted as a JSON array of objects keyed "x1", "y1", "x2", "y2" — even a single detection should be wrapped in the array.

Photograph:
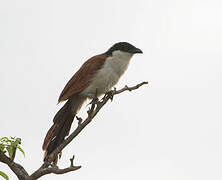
[
  {"x1": 42, "y1": 123, "x2": 56, "y2": 151},
  {"x1": 43, "y1": 100, "x2": 74, "y2": 161},
  {"x1": 42, "y1": 95, "x2": 85, "y2": 162}
]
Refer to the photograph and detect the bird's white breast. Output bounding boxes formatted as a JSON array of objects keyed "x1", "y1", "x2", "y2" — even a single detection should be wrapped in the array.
[{"x1": 82, "y1": 50, "x2": 133, "y2": 97}]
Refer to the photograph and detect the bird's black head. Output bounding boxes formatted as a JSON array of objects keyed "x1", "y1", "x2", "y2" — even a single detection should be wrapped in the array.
[{"x1": 106, "y1": 42, "x2": 143, "y2": 56}]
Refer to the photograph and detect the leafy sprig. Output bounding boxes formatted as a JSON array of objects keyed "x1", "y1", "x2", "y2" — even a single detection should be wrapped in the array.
[{"x1": 0, "y1": 137, "x2": 25, "y2": 160}]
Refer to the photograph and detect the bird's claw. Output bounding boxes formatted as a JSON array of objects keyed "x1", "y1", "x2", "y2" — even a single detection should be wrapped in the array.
[{"x1": 105, "y1": 90, "x2": 114, "y2": 101}]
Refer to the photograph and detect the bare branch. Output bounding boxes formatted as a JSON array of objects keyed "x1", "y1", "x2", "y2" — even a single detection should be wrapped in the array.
[
  {"x1": 31, "y1": 160, "x2": 81, "y2": 179},
  {"x1": 70, "y1": 155, "x2": 75, "y2": 167},
  {"x1": 1, "y1": 81, "x2": 148, "y2": 179},
  {"x1": 39, "y1": 165, "x2": 80, "y2": 175},
  {"x1": 115, "y1": 81, "x2": 148, "y2": 94},
  {"x1": 31, "y1": 154, "x2": 81, "y2": 179}
]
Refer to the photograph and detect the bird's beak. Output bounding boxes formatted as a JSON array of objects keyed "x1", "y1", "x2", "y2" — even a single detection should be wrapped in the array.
[{"x1": 131, "y1": 47, "x2": 143, "y2": 54}]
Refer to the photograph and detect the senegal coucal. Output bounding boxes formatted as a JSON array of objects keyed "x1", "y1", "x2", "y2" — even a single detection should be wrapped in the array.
[{"x1": 42, "y1": 42, "x2": 143, "y2": 162}]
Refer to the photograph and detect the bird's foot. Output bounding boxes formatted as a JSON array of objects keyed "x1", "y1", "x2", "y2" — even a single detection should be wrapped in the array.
[{"x1": 104, "y1": 90, "x2": 115, "y2": 101}]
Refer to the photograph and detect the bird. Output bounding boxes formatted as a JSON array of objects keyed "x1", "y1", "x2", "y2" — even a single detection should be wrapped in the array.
[{"x1": 42, "y1": 42, "x2": 143, "y2": 162}]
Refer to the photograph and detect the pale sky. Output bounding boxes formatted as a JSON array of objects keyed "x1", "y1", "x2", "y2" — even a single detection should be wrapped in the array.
[{"x1": 1, "y1": 0, "x2": 222, "y2": 179}]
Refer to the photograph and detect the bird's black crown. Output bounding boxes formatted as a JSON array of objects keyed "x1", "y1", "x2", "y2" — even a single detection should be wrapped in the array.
[{"x1": 106, "y1": 42, "x2": 142, "y2": 56}]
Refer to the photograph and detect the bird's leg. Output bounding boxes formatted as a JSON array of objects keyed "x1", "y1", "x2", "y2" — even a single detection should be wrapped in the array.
[{"x1": 87, "y1": 89, "x2": 99, "y2": 105}]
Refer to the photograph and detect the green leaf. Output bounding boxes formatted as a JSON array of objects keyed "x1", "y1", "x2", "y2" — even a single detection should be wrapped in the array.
[
  {"x1": 15, "y1": 138, "x2": 21, "y2": 145},
  {"x1": 0, "y1": 144, "x2": 5, "y2": 151},
  {"x1": 17, "y1": 145, "x2": 25, "y2": 157},
  {"x1": 0, "y1": 171, "x2": 9, "y2": 180},
  {"x1": 6, "y1": 146, "x2": 13, "y2": 159},
  {"x1": 0, "y1": 137, "x2": 8, "y2": 141},
  {"x1": 0, "y1": 136, "x2": 25, "y2": 160},
  {"x1": 0, "y1": 137, "x2": 9, "y2": 143}
]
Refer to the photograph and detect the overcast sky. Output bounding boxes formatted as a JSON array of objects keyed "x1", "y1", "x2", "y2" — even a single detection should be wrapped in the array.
[{"x1": 1, "y1": 0, "x2": 222, "y2": 179}]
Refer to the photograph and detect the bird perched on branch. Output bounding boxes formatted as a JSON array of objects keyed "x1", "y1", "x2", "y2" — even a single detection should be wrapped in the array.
[{"x1": 42, "y1": 42, "x2": 143, "y2": 162}]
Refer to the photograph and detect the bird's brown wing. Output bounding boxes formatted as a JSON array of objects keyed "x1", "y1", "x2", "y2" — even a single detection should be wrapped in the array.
[{"x1": 58, "y1": 53, "x2": 107, "y2": 103}]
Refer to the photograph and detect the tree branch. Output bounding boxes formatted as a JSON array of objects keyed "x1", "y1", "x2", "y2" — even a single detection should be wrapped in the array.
[
  {"x1": 1, "y1": 81, "x2": 148, "y2": 179},
  {"x1": 0, "y1": 151, "x2": 29, "y2": 180},
  {"x1": 31, "y1": 155, "x2": 81, "y2": 179}
]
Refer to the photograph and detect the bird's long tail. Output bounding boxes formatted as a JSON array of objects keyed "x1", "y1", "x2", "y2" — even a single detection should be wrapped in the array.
[{"x1": 42, "y1": 95, "x2": 85, "y2": 162}]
